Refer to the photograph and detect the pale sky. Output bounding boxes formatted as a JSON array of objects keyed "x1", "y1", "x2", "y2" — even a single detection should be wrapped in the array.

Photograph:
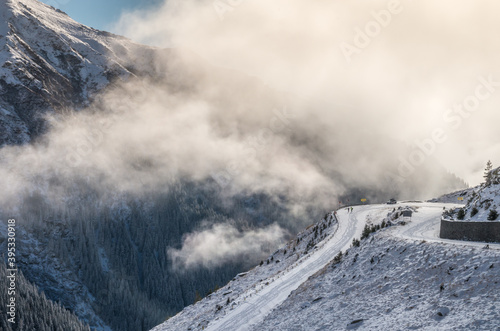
[{"x1": 39, "y1": 0, "x2": 161, "y2": 31}]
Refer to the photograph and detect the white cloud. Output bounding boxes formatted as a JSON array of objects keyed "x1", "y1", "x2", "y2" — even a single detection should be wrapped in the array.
[
  {"x1": 168, "y1": 222, "x2": 287, "y2": 270},
  {"x1": 113, "y1": 0, "x2": 500, "y2": 185}
]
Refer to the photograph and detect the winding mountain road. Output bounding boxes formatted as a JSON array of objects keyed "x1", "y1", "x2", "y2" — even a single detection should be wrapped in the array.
[{"x1": 204, "y1": 202, "x2": 498, "y2": 331}]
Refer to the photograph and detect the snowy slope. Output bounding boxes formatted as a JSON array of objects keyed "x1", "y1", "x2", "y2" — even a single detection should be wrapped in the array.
[
  {"x1": 152, "y1": 202, "x2": 486, "y2": 331},
  {"x1": 442, "y1": 166, "x2": 500, "y2": 222},
  {"x1": 252, "y1": 234, "x2": 500, "y2": 331},
  {"x1": 0, "y1": 0, "x2": 158, "y2": 145},
  {"x1": 428, "y1": 187, "x2": 473, "y2": 205}
]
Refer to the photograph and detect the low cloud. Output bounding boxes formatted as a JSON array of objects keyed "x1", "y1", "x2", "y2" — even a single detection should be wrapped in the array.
[
  {"x1": 0, "y1": 71, "x2": 337, "y2": 221},
  {"x1": 168, "y1": 222, "x2": 287, "y2": 270}
]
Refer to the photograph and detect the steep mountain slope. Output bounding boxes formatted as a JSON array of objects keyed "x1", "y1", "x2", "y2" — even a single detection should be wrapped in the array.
[
  {"x1": 1, "y1": 184, "x2": 305, "y2": 330},
  {"x1": 0, "y1": 262, "x2": 91, "y2": 331},
  {"x1": 0, "y1": 0, "x2": 156, "y2": 145}
]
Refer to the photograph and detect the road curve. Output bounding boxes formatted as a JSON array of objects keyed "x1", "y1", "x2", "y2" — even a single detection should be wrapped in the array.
[
  {"x1": 390, "y1": 202, "x2": 500, "y2": 249},
  {"x1": 205, "y1": 202, "x2": 499, "y2": 331}
]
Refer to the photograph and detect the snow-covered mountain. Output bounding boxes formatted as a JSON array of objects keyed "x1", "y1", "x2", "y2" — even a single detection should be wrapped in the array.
[
  {"x1": 0, "y1": 0, "x2": 157, "y2": 145},
  {"x1": 0, "y1": 1, "x2": 484, "y2": 331}
]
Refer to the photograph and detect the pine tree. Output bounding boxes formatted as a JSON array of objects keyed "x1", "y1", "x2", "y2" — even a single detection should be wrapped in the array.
[
  {"x1": 333, "y1": 251, "x2": 343, "y2": 263},
  {"x1": 361, "y1": 224, "x2": 371, "y2": 240},
  {"x1": 484, "y1": 160, "x2": 493, "y2": 184}
]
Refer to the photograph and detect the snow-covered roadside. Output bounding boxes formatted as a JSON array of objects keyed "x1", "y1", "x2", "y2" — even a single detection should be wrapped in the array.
[
  {"x1": 437, "y1": 166, "x2": 500, "y2": 222},
  {"x1": 250, "y1": 233, "x2": 500, "y2": 331},
  {"x1": 248, "y1": 203, "x2": 500, "y2": 330}
]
